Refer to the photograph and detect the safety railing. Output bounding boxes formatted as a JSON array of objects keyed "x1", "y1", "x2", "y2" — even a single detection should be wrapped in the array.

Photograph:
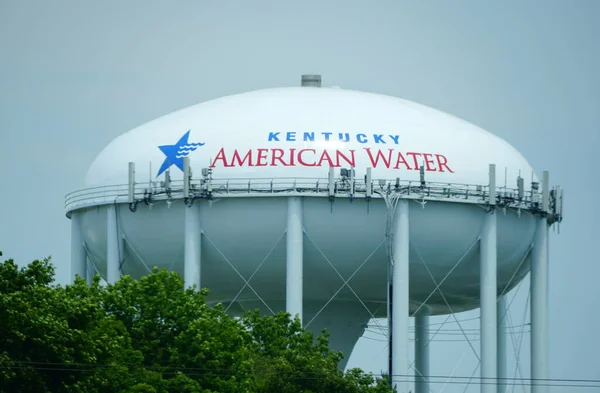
[{"x1": 65, "y1": 176, "x2": 557, "y2": 220}]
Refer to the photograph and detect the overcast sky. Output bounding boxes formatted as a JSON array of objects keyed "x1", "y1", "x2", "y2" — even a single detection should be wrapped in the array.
[{"x1": 1, "y1": 1, "x2": 599, "y2": 392}]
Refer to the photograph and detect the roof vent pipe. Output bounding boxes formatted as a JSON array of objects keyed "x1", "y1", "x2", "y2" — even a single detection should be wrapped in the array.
[{"x1": 301, "y1": 74, "x2": 321, "y2": 87}]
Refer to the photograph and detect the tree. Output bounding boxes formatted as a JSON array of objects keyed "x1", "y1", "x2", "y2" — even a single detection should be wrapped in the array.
[
  {"x1": 242, "y1": 311, "x2": 391, "y2": 393},
  {"x1": 102, "y1": 270, "x2": 254, "y2": 393},
  {"x1": 0, "y1": 252, "x2": 392, "y2": 393},
  {"x1": 0, "y1": 255, "x2": 148, "y2": 393}
]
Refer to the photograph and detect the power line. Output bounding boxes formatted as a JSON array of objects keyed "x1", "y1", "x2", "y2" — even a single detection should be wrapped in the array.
[
  {"x1": 2, "y1": 361, "x2": 600, "y2": 388},
  {"x1": 363, "y1": 328, "x2": 532, "y2": 337},
  {"x1": 366, "y1": 323, "x2": 531, "y2": 331}
]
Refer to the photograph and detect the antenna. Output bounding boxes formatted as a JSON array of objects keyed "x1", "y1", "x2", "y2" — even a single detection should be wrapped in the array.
[
  {"x1": 488, "y1": 164, "x2": 496, "y2": 206},
  {"x1": 328, "y1": 166, "x2": 335, "y2": 201},
  {"x1": 183, "y1": 157, "x2": 191, "y2": 199},
  {"x1": 419, "y1": 164, "x2": 425, "y2": 187},
  {"x1": 531, "y1": 170, "x2": 534, "y2": 187},
  {"x1": 559, "y1": 188, "x2": 564, "y2": 228},
  {"x1": 554, "y1": 185, "x2": 562, "y2": 220},
  {"x1": 128, "y1": 162, "x2": 135, "y2": 204},
  {"x1": 531, "y1": 181, "x2": 539, "y2": 204},
  {"x1": 542, "y1": 171, "x2": 549, "y2": 213},
  {"x1": 164, "y1": 169, "x2": 171, "y2": 196},
  {"x1": 349, "y1": 166, "x2": 355, "y2": 199},
  {"x1": 517, "y1": 176, "x2": 524, "y2": 200},
  {"x1": 365, "y1": 167, "x2": 372, "y2": 199}
]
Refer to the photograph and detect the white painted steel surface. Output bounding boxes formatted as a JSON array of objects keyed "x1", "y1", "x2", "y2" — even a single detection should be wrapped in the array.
[
  {"x1": 106, "y1": 204, "x2": 121, "y2": 284},
  {"x1": 391, "y1": 200, "x2": 409, "y2": 393},
  {"x1": 531, "y1": 218, "x2": 549, "y2": 393},
  {"x1": 70, "y1": 211, "x2": 86, "y2": 280},
  {"x1": 83, "y1": 87, "x2": 538, "y2": 188},
  {"x1": 286, "y1": 197, "x2": 304, "y2": 323},
  {"x1": 184, "y1": 204, "x2": 202, "y2": 289},
  {"x1": 480, "y1": 210, "x2": 498, "y2": 393}
]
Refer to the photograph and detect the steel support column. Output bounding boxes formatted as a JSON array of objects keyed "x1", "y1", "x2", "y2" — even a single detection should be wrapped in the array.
[
  {"x1": 184, "y1": 203, "x2": 202, "y2": 289},
  {"x1": 481, "y1": 209, "x2": 498, "y2": 393},
  {"x1": 286, "y1": 196, "x2": 303, "y2": 323},
  {"x1": 70, "y1": 211, "x2": 86, "y2": 283},
  {"x1": 106, "y1": 204, "x2": 121, "y2": 284},
  {"x1": 391, "y1": 199, "x2": 409, "y2": 393},
  {"x1": 414, "y1": 307, "x2": 430, "y2": 393},
  {"x1": 531, "y1": 217, "x2": 548, "y2": 393},
  {"x1": 497, "y1": 295, "x2": 508, "y2": 393}
]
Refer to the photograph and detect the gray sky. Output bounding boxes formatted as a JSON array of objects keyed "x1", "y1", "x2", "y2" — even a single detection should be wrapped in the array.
[{"x1": 1, "y1": 1, "x2": 599, "y2": 391}]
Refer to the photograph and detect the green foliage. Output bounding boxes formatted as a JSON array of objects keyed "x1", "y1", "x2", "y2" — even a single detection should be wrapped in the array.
[{"x1": 0, "y1": 252, "x2": 392, "y2": 393}]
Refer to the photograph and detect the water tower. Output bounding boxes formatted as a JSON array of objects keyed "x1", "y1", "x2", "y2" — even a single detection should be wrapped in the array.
[{"x1": 65, "y1": 75, "x2": 563, "y2": 393}]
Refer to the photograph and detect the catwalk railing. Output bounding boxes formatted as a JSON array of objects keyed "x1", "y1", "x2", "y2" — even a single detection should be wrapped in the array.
[{"x1": 65, "y1": 177, "x2": 563, "y2": 224}]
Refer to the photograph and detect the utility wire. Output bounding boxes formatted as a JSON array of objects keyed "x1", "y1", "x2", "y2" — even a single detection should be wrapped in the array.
[{"x1": 2, "y1": 361, "x2": 600, "y2": 388}]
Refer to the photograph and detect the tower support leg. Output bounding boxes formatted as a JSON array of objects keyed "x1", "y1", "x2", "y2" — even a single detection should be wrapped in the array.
[
  {"x1": 481, "y1": 209, "x2": 498, "y2": 393},
  {"x1": 70, "y1": 211, "x2": 87, "y2": 283},
  {"x1": 497, "y1": 295, "x2": 508, "y2": 393},
  {"x1": 184, "y1": 203, "x2": 202, "y2": 289},
  {"x1": 391, "y1": 199, "x2": 409, "y2": 393},
  {"x1": 106, "y1": 204, "x2": 121, "y2": 284},
  {"x1": 286, "y1": 197, "x2": 303, "y2": 323},
  {"x1": 415, "y1": 307, "x2": 430, "y2": 393},
  {"x1": 531, "y1": 217, "x2": 549, "y2": 393}
]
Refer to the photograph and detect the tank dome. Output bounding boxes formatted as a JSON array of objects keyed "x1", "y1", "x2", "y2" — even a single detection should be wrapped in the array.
[{"x1": 85, "y1": 87, "x2": 536, "y2": 188}]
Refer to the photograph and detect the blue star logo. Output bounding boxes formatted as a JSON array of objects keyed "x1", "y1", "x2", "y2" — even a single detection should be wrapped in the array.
[{"x1": 156, "y1": 130, "x2": 205, "y2": 177}]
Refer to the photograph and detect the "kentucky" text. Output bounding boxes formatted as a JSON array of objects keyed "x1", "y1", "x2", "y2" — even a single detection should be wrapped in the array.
[{"x1": 267, "y1": 132, "x2": 400, "y2": 145}]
